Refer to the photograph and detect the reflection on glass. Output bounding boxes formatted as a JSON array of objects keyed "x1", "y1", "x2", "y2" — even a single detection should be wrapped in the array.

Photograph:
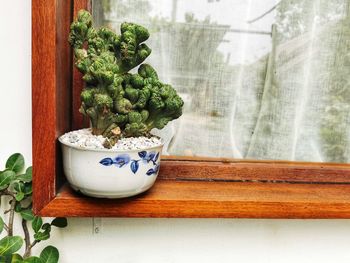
[{"x1": 92, "y1": 0, "x2": 350, "y2": 163}]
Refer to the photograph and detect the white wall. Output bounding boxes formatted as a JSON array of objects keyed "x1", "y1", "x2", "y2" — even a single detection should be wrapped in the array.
[{"x1": 1, "y1": 1, "x2": 350, "y2": 262}]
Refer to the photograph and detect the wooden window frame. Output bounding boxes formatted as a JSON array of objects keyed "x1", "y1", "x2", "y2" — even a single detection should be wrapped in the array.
[{"x1": 32, "y1": 0, "x2": 350, "y2": 218}]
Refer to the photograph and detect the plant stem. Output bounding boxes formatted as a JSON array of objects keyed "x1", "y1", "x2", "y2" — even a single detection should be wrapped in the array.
[
  {"x1": 7, "y1": 198, "x2": 16, "y2": 236},
  {"x1": 22, "y1": 219, "x2": 31, "y2": 258},
  {"x1": 1, "y1": 190, "x2": 16, "y2": 198},
  {"x1": 4, "y1": 208, "x2": 11, "y2": 214},
  {"x1": 24, "y1": 240, "x2": 38, "y2": 258}
]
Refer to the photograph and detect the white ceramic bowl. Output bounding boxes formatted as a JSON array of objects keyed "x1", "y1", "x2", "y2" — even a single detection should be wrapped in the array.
[{"x1": 59, "y1": 137, "x2": 163, "y2": 198}]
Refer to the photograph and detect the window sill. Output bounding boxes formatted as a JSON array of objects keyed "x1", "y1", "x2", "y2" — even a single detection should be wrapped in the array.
[{"x1": 38, "y1": 179, "x2": 350, "y2": 218}]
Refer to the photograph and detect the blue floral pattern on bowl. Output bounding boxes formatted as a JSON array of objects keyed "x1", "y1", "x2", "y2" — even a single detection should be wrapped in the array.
[{"x1": 99, "y1": 151, "x2": 160, "y2": 175}]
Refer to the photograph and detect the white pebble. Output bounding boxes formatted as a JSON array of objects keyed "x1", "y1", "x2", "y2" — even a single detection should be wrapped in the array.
[{"x1": 59, "y1": 128, "x2": 162, "y2": 151}]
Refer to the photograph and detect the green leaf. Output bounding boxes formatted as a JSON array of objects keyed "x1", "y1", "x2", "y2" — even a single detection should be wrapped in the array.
[
  {"x1": 20, "y1": 209, "x2": 34, "y2": 221},
  {"x1": 0, "y1": 185, "x2": 8, "y2": 191},
  {"x1": 0, "y1": 255, "x2": 11, "y2": 263},
  {"x1": 23, "y1": 256, "x2": 44, "y2": 263},
  {"x1": 51, "y1": 218, "x2": 67, "y2": 228},
  {"x1": 23, "y1": 183, "x2": 32, "y2": 195},
  {"x1": 0, "y1": 217, "x2": 4, "y2": 234},
  {"x1": 17, "y1": 167, "x2": 32, "y2": 183},
  {"x1": 15, "y1": 203, "x2": 22, "y2": 213},
  {"x1": 17, "y1": 174, "x2": 32, "y2": 183},
  {"x1": 41, "y1": 223, "x2": 51, "y2": 231},
  {"x1": 6, "y1": 153, "x2": 25, "y2": 173},
  {"x1": 34, "y1": 231, "x2": 50, "y2": 241},
  {"x1": 40, "y1": 246, "x2": 59, "y2": 263},
  {"x1": 0, "y1": 170, "x2": 15, "y2": 187},
  {"x1": 32, "y1": 217, "x2": 43, "y2": 233},
  {"x1": 0, "y1": 236, "x2": 23, "y2": 256},
  {"x1": 14, "y1": 181, "x2": 24, "y2": 193},
  {"x1": 15, "y1": 192, "x2": 25, "y2": 202},
  {"x1": 25, "y1": 166, "x2": 32, "y2": 179},
  {"x1": 11, "y1": 253, "x2": 23, "y2": 263},
  {"x1": 20, "y1": 197, "x2": 33, "y2": 210}
]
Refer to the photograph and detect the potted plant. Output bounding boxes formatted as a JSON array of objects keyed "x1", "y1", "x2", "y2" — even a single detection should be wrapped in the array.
[
  {"x1": 59, "y1": 10, "x2": 184, "y2": 198},
  {"x1": 0, "y1": 153, "x2": 67, "y2": 262}
]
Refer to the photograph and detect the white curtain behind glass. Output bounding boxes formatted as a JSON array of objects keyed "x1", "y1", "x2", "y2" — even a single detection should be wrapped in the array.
[{"x1": 93, "y1": 0, "x2": 350, "y2": 163}]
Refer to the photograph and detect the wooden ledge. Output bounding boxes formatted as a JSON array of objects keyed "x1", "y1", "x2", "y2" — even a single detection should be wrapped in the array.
[{"x1": 38, "y1": 180, "x2": 350, "y2": 218}]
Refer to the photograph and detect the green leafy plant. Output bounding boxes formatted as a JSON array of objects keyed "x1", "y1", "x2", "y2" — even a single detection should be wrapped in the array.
[
  {"x1": 0, "y1": 153, "x2": 67, "y2": 262},
  {"x1": 69, "y1": 10, "x2": 184, "y2": 147}
]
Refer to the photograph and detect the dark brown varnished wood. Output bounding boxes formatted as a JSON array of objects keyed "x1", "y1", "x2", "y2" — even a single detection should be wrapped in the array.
[
  {"x1": 39, "y1": 181, "x2": 350, "y2": 218},
  {"x1": 32, "y1": 0, "x2": 72, "y2": 213},
  {"x1": 159, "y1": 158, "x2": 350, "y2": 183},
  {"x1": 32, "y1": 0, "x2": 58, "y2": 213},
  {"x1": 56, "y1": 0, "x2": 73, "y2": 190},
  {"x1": 71, "y1": 0, "x2": 91, "y2": 130}
]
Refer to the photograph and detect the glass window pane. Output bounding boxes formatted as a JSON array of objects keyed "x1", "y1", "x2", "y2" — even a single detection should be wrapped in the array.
[{"x1": 92, "y1": 0, "x2": 350, "y2": 163}]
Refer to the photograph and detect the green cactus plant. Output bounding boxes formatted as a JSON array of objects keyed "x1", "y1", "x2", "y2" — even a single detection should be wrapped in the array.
[{"x1": 69, "y1": 10, "x2": 184, "y2": 147}]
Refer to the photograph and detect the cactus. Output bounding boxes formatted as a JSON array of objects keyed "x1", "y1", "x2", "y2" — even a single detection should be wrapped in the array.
[{"x1": 69, "y1": 10, "x2": 184, "y2": 147}]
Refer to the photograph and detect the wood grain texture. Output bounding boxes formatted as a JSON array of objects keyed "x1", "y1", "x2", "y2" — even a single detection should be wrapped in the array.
[
  {"x1": 159, "y1": 159, "x2": 350, "y2": 183},
  {"x1": 32, "y1": 0, "x2": 72, "y2": 213},
  {"x1": 32, "y1": 0, "x2": 58, "y2": 213},
  {"x1": 56, "y1": 0, "x2": 73, "y2": 189},
  {"x1": 71, "y1": 0, "x2": 91, "y2": 130},
  {"x1": 39, "y1": 181, "x2": 350, "y2": 218}
]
